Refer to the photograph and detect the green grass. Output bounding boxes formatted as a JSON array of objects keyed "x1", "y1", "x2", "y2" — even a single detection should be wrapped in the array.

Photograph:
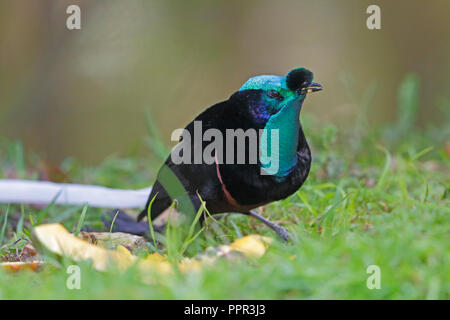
[{"x1": 0, "y1": 76, "x2": 449, "y2": 299}]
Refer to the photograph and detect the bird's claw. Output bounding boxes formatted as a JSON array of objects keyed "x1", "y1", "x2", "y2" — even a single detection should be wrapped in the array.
[{"x1": 275, "y1": 225, "x2": 292, "y2": 242}]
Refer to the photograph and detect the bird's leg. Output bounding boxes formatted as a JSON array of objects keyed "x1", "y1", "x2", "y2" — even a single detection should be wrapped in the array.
[{"x1": 246, "y1": 210, "x2": 292, "y2": 241}]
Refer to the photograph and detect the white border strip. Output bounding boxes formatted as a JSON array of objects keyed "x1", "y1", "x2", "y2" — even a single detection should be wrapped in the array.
[{"x1": 0, "y1": 179, "x2": 151, "y2": 208}]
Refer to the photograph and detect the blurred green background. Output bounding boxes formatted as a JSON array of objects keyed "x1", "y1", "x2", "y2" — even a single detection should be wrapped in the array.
[{"x1": 0, "y1": 0, "x2": 449, "y2": 164}]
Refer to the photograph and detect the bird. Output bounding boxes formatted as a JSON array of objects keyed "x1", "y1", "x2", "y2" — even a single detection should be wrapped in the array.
[{"x1": 130, "y1": 68, "x2": 322, "y2": 241}]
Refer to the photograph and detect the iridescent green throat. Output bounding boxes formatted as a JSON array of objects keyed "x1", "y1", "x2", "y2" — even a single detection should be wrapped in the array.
[
  {"x1": 239, "y1": 73, "x2": 306, "y2": 179},
  {"x1": 260, "y1": 102, "x2": 301, "y2": 179}
]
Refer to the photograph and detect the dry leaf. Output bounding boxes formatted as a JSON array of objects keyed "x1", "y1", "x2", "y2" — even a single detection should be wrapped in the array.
[
  {"x1": 0, "y1": 261, "x2": 44, "y2": 272},
  {"x1": 30, "y1": 223, "x2": 273, "y2": 279},
  {"x1": 138, "y1": 253, "x2": 172, "y2": 275},
  {"x1": 229, "y1": 235, "x2": 272, "y2": 258},
  {"x1": 78, "y1": 231, "x2": 147, "y2": 254},
  {"x1": 31, "y1": 223, "x2": 136, "y2": 271},
  {"x1": 19, "y1": 243, "x2": 39, "y2": 261}
]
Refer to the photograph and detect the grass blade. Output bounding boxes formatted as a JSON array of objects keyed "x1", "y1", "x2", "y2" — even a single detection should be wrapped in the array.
[
  {"x1": 147, "y1": 193, "x2": 159, "y2": 249},
  {"x1": 410, "y1": 146, "x2": 434, "y2": 162},
  {"x1": 16, "y1": 204, "x2": 25, "y2": 235},
  {"x1": 0, "y1": 204, "x2": 10, "y2": 246},
  {"x1": 376, "y1": 145, "x2": 391, "y2": 189},
  {"x1": 74, "y1": 204, "x2": 88, "y2": 236},
  {"x1": 36, "y1": 189, "x2": 63, "y2": 224},
  {"x1": 180, "y1": 198, "x2": 206, "y2": 255},
  {"x1": 109, "y1": 209, "x2": 120, "y2": 234}
]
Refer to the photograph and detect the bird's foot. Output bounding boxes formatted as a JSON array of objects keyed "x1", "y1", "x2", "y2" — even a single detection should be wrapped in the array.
[
  {"x1": 271, "y1": 224, "x2": 292, "y2": 242},
  {"x1": 247, "y1": 210, "x2": 292, "y2": 242}
]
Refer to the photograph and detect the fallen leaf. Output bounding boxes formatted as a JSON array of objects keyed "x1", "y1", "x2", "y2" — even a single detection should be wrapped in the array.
[
  {"x1": 230, "y1": 235, "x2": 272, "y2": 258},
  {"x1": 78, "y1": 231, "x2": 147, "y2": 254},
  {"x1": 0, "y1": 261, "x2": 44, "y2": 272},
  {"x1": 31, "y1": 223, "x2": 136, "y2": 271},
  {"x1": 19, "y1": 243, "x2": 39, "y2": 261},
  {"x1": 30, "y1": 223, "x2": 273, "y2": 280}
]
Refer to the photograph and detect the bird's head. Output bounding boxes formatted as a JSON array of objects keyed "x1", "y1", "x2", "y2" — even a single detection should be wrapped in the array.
[
  {"x1": 239, "y1": 67, "x2": 322, "y2": 117},
  {"x1": 235, "y1": 68, "x2": 322, "y2": 177}
]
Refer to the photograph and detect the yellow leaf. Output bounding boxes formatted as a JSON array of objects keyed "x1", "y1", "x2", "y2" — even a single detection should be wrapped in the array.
[
  {"x1": 31, "y1": 223, "x2": 136, "y2": 271},
  {"x1": 143, "y1": 252, "x2": 167, "y2": 263},
  {"x1": 0, "y1": 261, "x2": 44, "y2": 272},
  {"x1": 30, "y1": 224, "x2": 274, "y2": 280},
  {"x1": 138, "y1": 254, "x2": 172, "y2": 275},
  {"x1": 178, "y1": 258, "x2": 202, "y2": 272},
  {"x1": 230, "y1": 235, "x2": 273, "y2": 258}
]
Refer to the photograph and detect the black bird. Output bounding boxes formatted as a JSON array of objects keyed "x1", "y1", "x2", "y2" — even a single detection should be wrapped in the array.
[{"x1": 134, "y1": 68, "x2": 322, "y2": 241}]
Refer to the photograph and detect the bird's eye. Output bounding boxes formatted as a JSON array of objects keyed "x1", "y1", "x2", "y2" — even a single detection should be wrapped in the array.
[{"x1": 268, "y1": 90, "x2": 282, "y2": 99}]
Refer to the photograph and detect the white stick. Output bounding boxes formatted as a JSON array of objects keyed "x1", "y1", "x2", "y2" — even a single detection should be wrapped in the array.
[{"x1": 0, "y1": 179, "x2": 151, "y2": 209}]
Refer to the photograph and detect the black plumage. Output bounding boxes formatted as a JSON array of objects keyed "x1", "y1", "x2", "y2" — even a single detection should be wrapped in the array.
[{"x1": 135, "y1": 68, "x2": 322, "y2": 240}]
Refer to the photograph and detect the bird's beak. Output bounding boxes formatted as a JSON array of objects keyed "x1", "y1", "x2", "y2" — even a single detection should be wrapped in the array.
[{"x1": 301, "y1": 82, "x2": 323, "y2": 94}]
